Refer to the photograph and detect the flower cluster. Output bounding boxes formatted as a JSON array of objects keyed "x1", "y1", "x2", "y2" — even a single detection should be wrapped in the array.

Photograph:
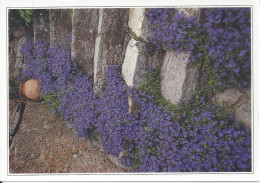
[
  {"x1": 21, "y1": 41, "x2": 96, "y2": 137},
  {"x1": 20, "y1": 41, "x2": 251, "y2": 172},
  {"x1": 95, "y1": 66, "x2": 131, "y2": 156},
  {"x1": 120, "y1": 90, "x2": 251, "y2": 172},
  {"x1": 146, "y1": 8, "x2": 201, "y2": 56},
  {"x1": 204, "y1": 8, "x2": 251, "y2": 88},
  {"x1": 146, "y1": 8, "x2": 251, "y2": 89}
]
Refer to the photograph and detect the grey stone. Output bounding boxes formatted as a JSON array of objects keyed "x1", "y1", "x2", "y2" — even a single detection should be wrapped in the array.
[
  {"x1": 122, "y1": 40, "x2": 164, "y2": 112},
  {"x1": 94, "y1": 8, "x2": 130, "y2": 91},
  {"x1": 181, "y1": 62, "x2": 200, "y2": 102},
  {"x1": 122, "y1": 8, "x2": 164, "y2": 87},
  {"x1": 14, "y1": 37, "x2": 26, "y2": 71},
  {"x1": 49, "y1": 9, "x2": 72, "y2": 47},
  {"x1": 177, "y1": 8, "x2": 201, "y2": 19},
  {"x1": 9, "y1": 25, "x2": 33, "y2": 74},
  {"x1": 213, "y1": 89, "x2": 243, "y2": 107},
  {"x1": 160, "y1": 50, "x2": 199, "y2": 104},
  {"x1": 128, "y1": 8, "x2": 151, "y2": 41},
  {"x1": 71, "y1": 9, "x2": 99, "y2": 77},
  {"x1": 213, "y1": 88, "x2": 251, "y2": 128},
  {"x1": 33, "y1": 11, "x2": 50, "y2": 43},
  {"x1": 234, "y1": 101, "x2": 251, "y2": 128},
  {"x1": 122, "y1": 8, "x2": 164, "y2": 112}
]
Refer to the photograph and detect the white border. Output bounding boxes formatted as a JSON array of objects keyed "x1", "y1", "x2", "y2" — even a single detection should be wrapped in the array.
[{"x1": 1, "y1": 0, "x2": 259, "y2": 182}]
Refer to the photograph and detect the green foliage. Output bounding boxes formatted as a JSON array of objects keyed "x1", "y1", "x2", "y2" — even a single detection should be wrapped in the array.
[
  {"x1": 9, "y1": 73, "x2": 20, "y2": 99},
  {"x1": 9, "y1": 9, "x2": 33, "y2": 27},
  {"x1": 68, "y1": 9, "x2": 73, "y2": 20},
  {"x1": 42, "y1": 93, "x2": 60, "y2": 114},
  {"x1": 18, "y1": 9, "x2": 33, "y2": 26},
  {"x1": 138, "y1": 70, "x2": 176, "y2": 112}
]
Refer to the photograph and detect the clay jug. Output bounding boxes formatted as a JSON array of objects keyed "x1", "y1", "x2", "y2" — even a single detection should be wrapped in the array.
[{"x1": 20, "y1": 79, "x2": 41, "y2": 100}]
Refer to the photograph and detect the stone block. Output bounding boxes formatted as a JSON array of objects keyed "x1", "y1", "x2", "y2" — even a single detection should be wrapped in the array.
[
  {"x1": 49, "y1": 9, "x2": 72, "y2": 47},
  {"x1": 234, "y1": 101, "x2": 251, "y2": 128},
  {"x1": 33, "y1": 10, "x2": 50, "y2": 43},
  {"x1": 14, "y1": 37, "x2": 27, "y2": 72},
  {"x1": 94, "y1": 8, "x2": 130, "y2": 91},
  {"x1": 214, "y1": 88, "x2": 251, "y2": 128},
  {"x1": 213, "y1": 89, "x2": 243, "y2": 107},
  {"x1": 71, "y1": 9, "x2": 99, "y2": 77},
  {"x1": 128, "y1": 8, "x2": 151, "y2": 41},
  {"x1": 160, "y1": 50, "x2": 199, "y2": 104},
  {"x1": 122, "y1": 8, "x2": 164, "y2": 87}
]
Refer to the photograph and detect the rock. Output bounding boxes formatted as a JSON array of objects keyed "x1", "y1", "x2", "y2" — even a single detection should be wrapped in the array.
[
  {"x1": 128, "y1": 8, "x2": 151, "y2": 41},
  {"x1": 160, "y1": 50, "x2": 199, "y2": 104},
  {"x1": 122, "y1": 38, "x2": 139, "y2": 87},
  {"x1": 13, "y1": 36, "x2": 27, "y2": 74},
  {"x1": 213, "y1": 89, "x2": 243, "y2": 107},
  {"x1": 213, "y1": 88, "x2": 251, "y2": 128},
  {"x1": 234, "y1": 102, "x2": 251, "y2": 128},
  {"x1": 122, "y1": 8, "x2": 164, "y2": 112},
  {"x1": 177, "y1": 8, "x2": 201, "y2": 19},
  {"x1": 49, "y1": 9, "x2": 72, "y2": 47},
  {"x1": 71, "y1": 9, "x2": 99, "y2": 77},
  {"x1": 123, "y1": 8, "x2": 164, "y2": 86},
  {"x1": 33, "y1": 10, "x2": 50, "y2": 43},
  {"x1": 181, "y1": 63, "x2": 200, "y2": 102},
  {"x1": 93, "y1": 8, "x2": 130, "y2": 91},
  {"x1": 159, "y1": 8, "x2": 201, "y2": 104},
  {"x1": 9, "y1": 25, "x2": 33, "y2": 74},
  {"x1": 122, "y1": 40, "x2": 164, "y2": 111}
]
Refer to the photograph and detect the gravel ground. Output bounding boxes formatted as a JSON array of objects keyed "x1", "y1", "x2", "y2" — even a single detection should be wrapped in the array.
[{"x1": 9, "y1": 102, "x2": 129, "y2": 173}]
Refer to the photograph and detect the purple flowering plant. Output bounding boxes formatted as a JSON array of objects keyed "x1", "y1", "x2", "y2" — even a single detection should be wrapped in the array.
[{"x1": 146, "y1": 8, "x2": 251, "y2": 91}]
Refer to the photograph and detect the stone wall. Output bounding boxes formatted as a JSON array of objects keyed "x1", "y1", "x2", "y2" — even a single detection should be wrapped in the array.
[{"x1": 9, "y1": 8, "x2": 251, "y2": 128}]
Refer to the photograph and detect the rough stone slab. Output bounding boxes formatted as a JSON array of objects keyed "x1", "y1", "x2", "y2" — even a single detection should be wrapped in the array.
[
  {"x1": 49, "y1": 9, "x2": 72, "y2": 47},
  {"x1": 177, "y1": 8, "x2": 201, "y2": 18},
  {"x1": 122, "y1": 40, "x2": 164, "y2": 86},
  {"x1": 14, "y1": 37, "x2": 26, "y2": 72},
  {"x1": 33, "y1": 10, "x2": 50, "y2": 43},
  {"x1": 234, "y1": 101, "x2": 251, "y2": 128},
  {"x1": 128, "y1": 8, "x2": 151, "y2": 41},
  {"x1": 213, "y1": 89, "x2": 244, "y2": 107},
  {"x1": 9, "y1": 27, "x2": 33, "y2": 74},
  {"x1": 94, "y1": 8, "x2": 130, "y2": 91},
  {"x1": 181, "y1": 63, "x2": 200, "y2": 102},
  {"x1": 214, "y1": 88, "x2": 251, "y2": 128},
  {"x1": 122, "y1": 39, "x2": 139, "y2": 87},
  {"x1": 9, "y1": 103, "x2": 128, "y2": 173},
  {"x1": 71, "y1": 9, "x2": 99, "y2": 77},
  {"x1": 160, "y1": 50, "x2": 199, "y2": 104}
]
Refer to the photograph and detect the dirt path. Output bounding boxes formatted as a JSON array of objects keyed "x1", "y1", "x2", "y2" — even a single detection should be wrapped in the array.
[{"x1": 9, "y1": 102, "x2": 129, "y2": 173}]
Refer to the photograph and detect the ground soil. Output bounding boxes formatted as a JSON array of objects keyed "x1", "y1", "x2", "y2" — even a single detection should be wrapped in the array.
[{"x1": 9, "y1": 101, "x2": 129, "y2": 173}]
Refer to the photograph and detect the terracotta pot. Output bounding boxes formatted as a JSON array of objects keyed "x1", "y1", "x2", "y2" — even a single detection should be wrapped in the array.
[{"x1": 20, "y1": 79, "x2": 41, "y2": 100}]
